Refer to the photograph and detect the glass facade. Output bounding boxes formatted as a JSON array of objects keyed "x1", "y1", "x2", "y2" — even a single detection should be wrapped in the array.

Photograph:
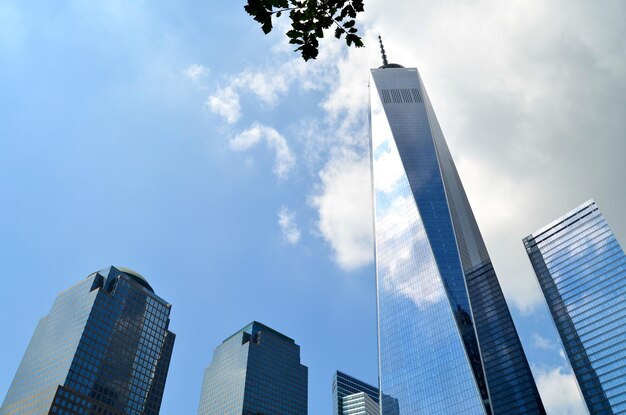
[
  {"x1": 341, "y1": 392, "x2": 378, "y2": 415},
  {"x1": 524, "y1": 200, "x2": 626, "y2": 414},
  {"x1": 370, "y1": 65, "x2": 545, "y2": 415},
  {"x1": 332, "y1": 371, "x2": 379, "y2": 415},
  {"x1": 0, "y1": 266, "x2": 175, "y2": 415},
  {"x1": 197, "y1": 321, "x2": 307, "y2": 415}
]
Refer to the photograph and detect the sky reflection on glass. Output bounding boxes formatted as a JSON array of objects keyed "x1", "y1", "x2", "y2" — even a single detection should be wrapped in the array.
[{"x1": 370, "y1": 70, "x2": 485, "y2": 415}]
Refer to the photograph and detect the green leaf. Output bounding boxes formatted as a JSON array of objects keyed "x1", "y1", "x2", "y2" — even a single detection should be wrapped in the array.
[
  {"x1": 345, "y1": 33, "x2": 362, "y2": 46},
  {"x1": 244, "y1": 0, "x2": 264, "y2": 16},
  {"x1": 261, "y1": 18, "x2": 273, "y2": 34},
  {"x1": 243, "y1": 0, "x2": 365, "y2": 61}
]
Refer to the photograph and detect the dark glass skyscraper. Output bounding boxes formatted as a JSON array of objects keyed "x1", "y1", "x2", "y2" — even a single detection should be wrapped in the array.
[
  {"x1": 524, "y1": 200, "x2": 626, "y2": 414},
  {"x1": 0, "y1": 266, "x2": 175, "y2": 415},
  {"x1": 369, "y1": 58, "x2": 545, "y2": 414},
  {"x1": 197, "y1": 321, "x2": 307, "y2": 415},
  {"x1": 332, "y1": 371, "x2": 379, "y2": 415}
]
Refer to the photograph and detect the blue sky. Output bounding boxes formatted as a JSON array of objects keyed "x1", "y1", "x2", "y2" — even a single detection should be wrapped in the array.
[{"x1": 1, "y1": 1, "x2": 625, "y2": 414}]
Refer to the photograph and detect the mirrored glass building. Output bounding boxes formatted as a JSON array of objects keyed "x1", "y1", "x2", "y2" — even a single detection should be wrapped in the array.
[
  {"x1": 524, "y1": 200, "x2": 626, "y2": 414},
  {"x1": 0, "y1": 266, "x2": 175, "y2": 415},
  {"x1": 369, "y1": 54, "x2": 545, "y2": 414},
  {"x1": 197, "y1": 321, "x2": 307, "y2": 415},
  {"x1": 340, "y1": 392, "x2": 378, "y2": 415},
  {"x1": 332, "y1": 371, "x2": 379, "y2": 415}
]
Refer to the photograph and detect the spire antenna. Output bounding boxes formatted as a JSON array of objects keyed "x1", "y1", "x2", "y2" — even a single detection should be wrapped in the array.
[{"x1": 378, "y1": 35, "x2": 389, "y2": 67}]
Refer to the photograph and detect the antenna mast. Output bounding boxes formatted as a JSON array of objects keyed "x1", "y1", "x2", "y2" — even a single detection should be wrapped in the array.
[{"x1": 378, "y1": 35, "x2": 389, "y2": 66}]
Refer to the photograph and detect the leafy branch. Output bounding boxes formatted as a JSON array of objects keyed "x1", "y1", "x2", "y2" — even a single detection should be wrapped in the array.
[{"x1": 244, "y1": 0, "x2": 365, "y2": 61}]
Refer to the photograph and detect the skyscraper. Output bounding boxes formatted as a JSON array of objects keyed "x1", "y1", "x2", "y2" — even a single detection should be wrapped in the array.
[
  {"x1": 369, "y1": 45, "x2": 545, "y2": 414},
  {"x1": 332, "y1": 371, "x2": 379, "y2": 415},
  {"x1": 0, "y1": 266, "x2": 175, "y2": 415},
  {"x1": 524, "y1": 200, "x2": 626, "y2": 414},
  {"x1": 340, "y1": 393, "x2": 378, "y2": 415},
  {"x1": 197, "y1": 321, "x2": 307, "y2": 415}
]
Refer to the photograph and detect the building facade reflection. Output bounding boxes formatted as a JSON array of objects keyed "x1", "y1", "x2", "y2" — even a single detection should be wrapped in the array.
[
  {"x1": 197, "y1": 321, "x2": 307, "y2": 415},
  {"x1": 332, "y1": 371, "x2": 379, "y2": 415},
  {"x1": 370, "y1": 63, "x2": 545, "y2": 414},
  {"x1": 524, "y1": 200, "x2": 626, "y2": 414},
  {"x1": 0, "y1": 266, "x2": 175, "y2": 415}
]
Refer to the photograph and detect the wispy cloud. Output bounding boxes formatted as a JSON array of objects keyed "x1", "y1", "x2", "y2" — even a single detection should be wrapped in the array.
[
  {"x1": 534, "y1": 332, "x2": 568, "y2": 361},
  {"x1": 277, "y1": 206, "x2": 301, "y2": 245},
  {"x1": 535, "y1": 367, "x2": 586, "y2": 415},
  {"x1": 183, "y1": 64, "x2": 209, "y2": 82},
  {"x1": 203, "y1": 35, "x2": 346, "y2": 124},
  {"x1": 232, "y1": 70, "x2": 290, "y2": 105},
  {"x1": 198, "y1": 0, "x2": 626, "y2": 306},
  {"x1": 230, "y1": 123, "x2": 296, "y2": 179},
  {"x1": 532, "y1": 333, "x2": 558, "y2": 351},
  {"x1": 200, "y1": 34, "x2": 374, "y2": 270},
  {"x1": 310, "y1": 150, "x2": 373, "y2": 270},
  {"x1": 206, "y1": 87, "x2": 240, "y2": 124}
]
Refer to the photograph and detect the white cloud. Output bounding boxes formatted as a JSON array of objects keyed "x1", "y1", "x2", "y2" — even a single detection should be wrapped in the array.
[
  {"x1": 200, "y1": 1, "x2": 626, "y2": 308},
  {"x1": 206, "y1": 87, "x2": 240, "y2": 124},
  {"x1": 230, "y1": 123, "x2": 295, "y2": 179},
  {"x1": 233, "y1": 70, "x2": 289, "y2": 105},
  {"x1": 320, "y1": 33, "x2": 371, "y2": 126},
  {"x1": 357, "y1": 0, "x2": 626, "y2": 312},
  {"x1": 454, "y1": 154, "x2": 545, "y2": 312},
  {"x1": 203, "y1": 27, "x2": 363, "y2": 125},
  {"x1": 372, "y1": 148, "x2": 404, "y2": 194},
  {"x1": 183, "y1": 64, "x2": 209, "y2": 82},
  {"x1": 535, "y1": 367, "x2": 586, "y2": 415},
  {"x1": 375, "y1": 194, "x2": 447, "y2": 308},
  {"x1": 310, "y1": 150, "x2": 373, "y2": 271},
  {"x1": 277, "y1": 206, "x2": 301, "y2": 245},
  {"x1": 532, "y1": 333, "x2": 557, "y2": 351},
  {"x1": 204, "y1": 42, "x2": 341, "y2": 123}
]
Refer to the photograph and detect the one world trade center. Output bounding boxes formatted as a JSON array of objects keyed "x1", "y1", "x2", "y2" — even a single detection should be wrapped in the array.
[{"x1": 369, "y1": 41, "x2": 546, "y2": 415}]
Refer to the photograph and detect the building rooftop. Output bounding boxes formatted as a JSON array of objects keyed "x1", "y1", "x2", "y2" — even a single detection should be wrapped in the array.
[
  {"x1": 116, "y1": 266, "x2": 154, "y2": 292},
  {"x1": 94, "y1": 266, "x2": 155, "y2": 293},
  {"x1": 222, "y1": 321, "x2": 296, "y2": 345}
]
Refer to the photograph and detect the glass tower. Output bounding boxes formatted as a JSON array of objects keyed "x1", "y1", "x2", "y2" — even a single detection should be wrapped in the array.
[
  {"x1": 340, "y1": 393, "x2": 378, "y2": 415},
  {"x1": 524, "y1": 200, "x2": 626, "y2": 414},
  {"x1": 332, "y1": 371, "x2": 379, "y2": 415},
  {"x1": 0, "y1": 266, "x2": 175, "y2": 415},
  {"x1": 370, "y1": 60, "x2": 545, "y2": 414},
  {"x1": 197, "y1": 321, "x2": 307, "y2": 415}
]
